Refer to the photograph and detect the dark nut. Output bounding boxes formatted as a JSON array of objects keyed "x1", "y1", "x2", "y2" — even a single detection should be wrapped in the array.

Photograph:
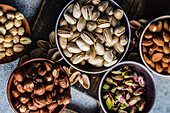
[
  {"x1": 63, "y1": 91, "x2": 71, "y2": 105},
  {"x1": 52, "y1": 68, "x2": 60, "y2": 79},
  {"x1": 57, "y1": 94, "x2": 64, "y2": 105},
  {"x1": 19, "y1": 93, "x2": 29, "y2": 104},
  {"x1": 45, "y1": 93, "x2": 53, "y2": 105},
  {"x1": 34, "y1": 83, "x2": 46, "y2": 96},
  {"x1": 153, "y1": 36, "x2": 164, "y2": 46},
  {"x1": 32, "y1": 62, "x2": 41, "y2": 68},
  {"x1": 40, "y1": 108, "x2": 48, "y2": 113},
  {"x1": 33, "y1": 96, "x2": 46, "y2": 108},
  {"x1": 27, "y1": 102, "x2": 37, "y2": 111},
  {"x1": 45, "y1": 83, "x2": 54, "y2": 92},
  {"x1": 152, "y1": 53, "x2": 164, "y2": 62},
  {"x1": 30, "y1": 110, "x2": 40, "y2": 113},
  {"x1": 142, "y1": 39, "x2": 153, "y2": 46},
  {"x1": 148, "y1": 23, "x2": 158, "y2": 32},
  {"x1": 17, "y1": 84, "x2": 25, "y2": 93},
  {"x1": 30, "y1": 93, "x2": 35, "y2": 99},
  {"x1": 54, "y1": 79, "x2": 59, "y2": 86},
  {"x1": 44, "y1": 62, "x2": 52, "y2": 71},
  {"x1": 47, "y1": 102, "x2": 58, "y2": 113},
  {"x1": 144, "y1": 32, "x2": 153, "y2": 39},
  {"x1": 51, "y1": 90, "x2": 57, "y2": 97},
  {"x1": 14, "y1": 99, "x2": 21, "y2": 109},
  {"x1": 13, "y1": 70, "x2": 24, "y2": 82},
  {"x1": 19, "y1": 105, "x2": 29, "y2": 113},
  {"x1": 12, "y1": 88, "x2": 20, "y2": 98},
  {"x1": 163, "y1": 30, "x2": 170, "y2": 43},
  {"x1": 23, "y1": 65, "x2": 37, "y2": 79},
  {"x1": 13, "y1": 79, "x2": 19, "y2": 86},
  {"x1": 44, "y1": 73, "x2": 53, "y2": 82},
  {"x1": 156, "y1": 63, "x2": 163, "y2": 73},
  {"x1": 59, "y1": 87, "x2": 64, "y2": 93},
  {"x1": 38, "y1": 66, "x2": 47, "y2": 76},
  {"x1": 24, "y1": 81, "x2": 35, "y2": 92},
  {"x1": 59, "y1": 75, "x2": 69, "y2": 89}
]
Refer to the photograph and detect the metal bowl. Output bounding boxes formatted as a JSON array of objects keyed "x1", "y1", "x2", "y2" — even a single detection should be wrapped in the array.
[
  {"x1": 0, "y1": 4, "x2": 31, "y2": 64},
  {"x1": 7, "y1": 58, "x2": 71, "y2": 113},
  {"x1": 98, "y1": 61, "x2": 156, "y2": 113},
  {"x1": 55, "y1": 0, "x2": 131, "y2": 74},
  {"x1": 139, "y1": 15, "x2": 170, "y2": 77}
]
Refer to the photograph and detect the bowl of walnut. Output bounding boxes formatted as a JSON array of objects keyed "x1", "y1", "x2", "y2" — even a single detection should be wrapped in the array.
[
  {"x1": 0, "y1": 4, "x2": 31, "y2": 64},
  {"x1": 139, "y1": 15, "x2": 170, "y2": 76},
  {"x1": 7, "y1": 58, "x2": 71, "y2": 113}
]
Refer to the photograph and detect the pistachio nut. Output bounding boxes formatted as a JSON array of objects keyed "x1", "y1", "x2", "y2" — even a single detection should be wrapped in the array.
[
  {"x1": 92, "y1": 0, "x2": 100, "y2": 5},
  {"x1": 73, "y1": 2, "x2": 81, "y2": 19},
  {"x1": 120, "y1": 34, "x2": 128, "y2": 46},
  {"x1": 98, "y1": 1, "x2": 109, "y2": 12},
  {"x1": 113, "y1": 26, "x2": 126, "y2": 37},
  {"x1": 94, "y1": 40, "x2": 104, "y2": 55},
  {"x1": 77, "y1": 17, "x2": 86, "y2": 32},
  {"x1": 63, "y1": 49, "x2": 72, "y2": 58},
  {"x1": 76, "y1": 39, "x2": 90, "y2": 51},
  {"x1": 73, "y1": 54, "x2": 86, "y2": 64},
  {"x1": 91, "y1": 10, "x2": 100, "y2": 21},
  {"x1": 114, "y1": 42, "x2": 124, "y2": 54},
  {"x1": 86, "y1": 46, "x2": 96, "y2": 59},
  {"x1": 58, "y1": 27, "x2": 73, "y2": 38},
  {"x1": 59, "y1": 37, "x2": 67, "y2": 49},
  {"x1": 81, "y1": 31, "x2": 95, "y2": 45},
  {"x1": 64, "y1": 13, "x2": 77, "y2": 25},
  {"x1": 81, "y1": 5, "x2": 92, "y2": 20},
  {"x1": 104, "y1": 59, "x2": 118, "y2": 67},
  {"x1": 86, "y1": 21, "x2": 97, "y2": 32},
  {"x1": 104, "y1": 49, "x2": 114, "y2": 62},
  {"x1": 103, "y1": 28, "x2": 112, "y2": 43},
  {"x1": 113, "y1": 9, "x2": 123, "y2": 20},
  {"x1": 67, "y1": 43, "x2": 81, "y2": 53},
  {"x1": 105, "y1": 36, "x2": 119, "y2": 47}
]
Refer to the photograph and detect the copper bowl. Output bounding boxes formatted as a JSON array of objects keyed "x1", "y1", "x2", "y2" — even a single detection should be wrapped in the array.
[
  {"x1": 7, "y1": 58, "x2": 71, "y2": 113},
  {"x1": 139, "y1": 15, "x2": 170, "y2": 76},
  {"x1": 55, "y1": 0, "x2": 131, "y2": 74},
  {"x1": 0, "y1": 4, "x2": 31, "y2": 64},
  {"x1": 98, "y1": 61, "x2": 156, "y2": 113}
]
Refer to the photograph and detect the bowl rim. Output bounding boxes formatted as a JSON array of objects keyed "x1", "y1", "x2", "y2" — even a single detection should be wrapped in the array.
[
  {"x1": 98, "y1": 61, "x2": 156, "y2": 113},
  {"x1": 7, "y1": 58, "x2": 71, "y2": 113},
  {"x1": 55, "y1": 0, "x2": 131, "y2": 74},
  {"x1": 139, "y1": 15, "x2": 170, "y2": 77},
  {"x1": 0, "y1": 4, "x2": 31, "y2": 64}
]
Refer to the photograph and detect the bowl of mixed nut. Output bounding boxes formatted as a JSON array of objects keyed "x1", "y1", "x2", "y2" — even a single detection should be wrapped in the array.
[
  {"x1": 139, "y1": 16, "x2": 170, "y2": 76},
  {"x1": 99, "y1": 61, "x2": 156, "y2": 113},
  {"x1": 0, "y1": 4, "x2": 31, "y2": 64},
  {"x1": 7, "y1": 58, "x2": 71, "y2": 113},
  {"x1": 55, "y1": 0, "x2": 131, "y2": 74}
]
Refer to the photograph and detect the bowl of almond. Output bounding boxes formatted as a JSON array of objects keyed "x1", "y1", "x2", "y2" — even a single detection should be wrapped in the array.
[
  {"x1": 139, "y1": 15, "x2": 170, "y2": 76},
  {"x1": 0, "y1": 4, "x2": 31, "y2": 64}
]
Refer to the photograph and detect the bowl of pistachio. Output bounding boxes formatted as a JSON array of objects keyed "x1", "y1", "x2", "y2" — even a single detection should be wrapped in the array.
[
  {"x1": 99, "y1": 61, "x2": 156, "y2": 113},
  {"x1": 0, "y1": 4, "x2": 31, "y2": 64}
]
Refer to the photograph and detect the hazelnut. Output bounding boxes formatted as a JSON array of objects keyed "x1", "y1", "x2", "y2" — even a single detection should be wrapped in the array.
[
  {"x1": 23, "y1": 65, "x2": 37, "y2": 79},
  {"x1": 13, "y1": 79, "x2": 19, "y2": 86},
  {"x1": 44, "y1": 62, "x2": 52, "y2": 71},
  {"x1": 45, "y1": 83, "x2": 54, "y2": 92},
  {"x1": 24, "y1": 81, "x2": 35, "y2": 92},
  {"x1": 17, "y1": 84, "x2": 25, "y2": 93},
  {"x1": 54, "y1": 79, "x2": 59, "y2": 86},
  {"x1": 14, "y1": 99, "x2": 21, "y2": 109},
  {"x1": 47, "y1": 102, "x2": 58, "y2": 113},
  {"x1": 52, "y1": 68, "x2": 60, "y2": 79},
  {"x1": 19, "y1": 105, "x2": 28, "y2": 113},
  {"x1": 19, "y1": 93, "x2": 29, "y2": 104},
  {"x1": 40, "y1": 108, "x2": 48, "y2": 113},
  {"x1": 30, "y1": 110, "x2": 40, "y2": 113},
  {"x1": 45, "y1": 93, "x2": 53, "y2": 105},
  {"x1": 38, "y1": 66, "x2": 47, "y2": 76},
  {"x1": 33, "y1": 96, "x2": 46, "y2": 108},
  {"x1": 44, "y1": 73, "x2": 53, "y2": 82},
  {"x1": 59, "y1": 87, "x2": 64, "y2": 93},
  {"x1": 63, "y1": 91, "x2": 71, "y2": 105},
  {"x1": 27, "y1": 102, "x2": 37, "y2": 111},
  {"x1": 34, "y1": 83, "x2": 46, "y2": 96},
  {"x1": 12, "y1": 88, "x2": 20, "y2": 98},
  {"x1": 13, "y1": 70, "x2": 24, "y2": 82},
  {"x1": 59, "y1": 76, "x2": 68, "y2": 88}
]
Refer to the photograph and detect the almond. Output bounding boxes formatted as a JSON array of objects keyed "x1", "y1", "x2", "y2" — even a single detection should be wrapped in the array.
[
  {"x1": 152, "y1": 53, "x2": 164, "y2": 62},
  {"x1": 153, "y1": 36, "x2": 164, "y2": 46}
]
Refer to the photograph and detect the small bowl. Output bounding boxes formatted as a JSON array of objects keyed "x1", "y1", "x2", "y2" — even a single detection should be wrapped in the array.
[
  {"x1": 98, "y1": 61, "x2": 156, "y2": 113},
  {"x1": 139, "y1": 15, "x2": 170, "y2": 76},
  {"x1": 7, "y1": 58, "x2": 71, "y2": 113},
  {"x1": 55, "y1": 0, "x2": 131, "y2": 74},
  {"x1": 0, "y1": 4, "x2": 31, "y2": 64}
]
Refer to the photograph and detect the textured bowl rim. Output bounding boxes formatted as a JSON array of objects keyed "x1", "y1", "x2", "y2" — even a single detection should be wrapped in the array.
[
  {"x1": 55, "y1": 0, "x2": 131, "y2": 74},
  {"x1": 139, "y1": 15, "x2": 170, "y2": 77},
  {"x1": 98, "y1": 61, "x2": 156, "y2": 113},
  {"x1": 7, "y1": 58, "x2": 71, "y2": 113}
]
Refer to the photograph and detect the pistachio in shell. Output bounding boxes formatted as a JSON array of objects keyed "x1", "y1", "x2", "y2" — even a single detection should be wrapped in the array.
[
  {"x1": 128, "y1": 96, "x2": 141, "y2": 106},
  {"x1": 49, "y1": 31, "x2": 56, "y2": 47},
  {"x1": 51, "y1": 51, "x2": 63, "y2": 62},
  {"x1": 67, "y1": 43, "x2": 81, "y2": 53},
  {"x1": 69, "y1": 71, "x2": 81, "y2": 85},
  {"x1": 30, "y1": 48, "x2": 43, "y2": 58},
  {"x1": 113, "y1": 9, "x2": 124, "y2": 20},
  {"x1": 79, "y1": 74, "x2": 90, "y2": 89},
  {"x1": 98, "y1": 1, "x2": 109, "y2": 12},
  {"x1": 37, "y1": 40, "x2": 52, "y2": 51},
  {"x1": 47, "y1": 48, "x2": 58, "y2": 58}
]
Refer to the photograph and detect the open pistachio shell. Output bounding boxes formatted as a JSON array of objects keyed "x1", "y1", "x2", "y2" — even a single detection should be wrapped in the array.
[
  {"x1": 30, "y1": 48, "x2": 43, "y2": 58},
  {"x1": 69, "y1": 71, "x2": 81, "y2": 85},
  {"x1": 79, "y1": 74, "x2": 90, "y2": 89},
  {"x1": 37, "y1": 40, "x2": 52, "y2": 51}
]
